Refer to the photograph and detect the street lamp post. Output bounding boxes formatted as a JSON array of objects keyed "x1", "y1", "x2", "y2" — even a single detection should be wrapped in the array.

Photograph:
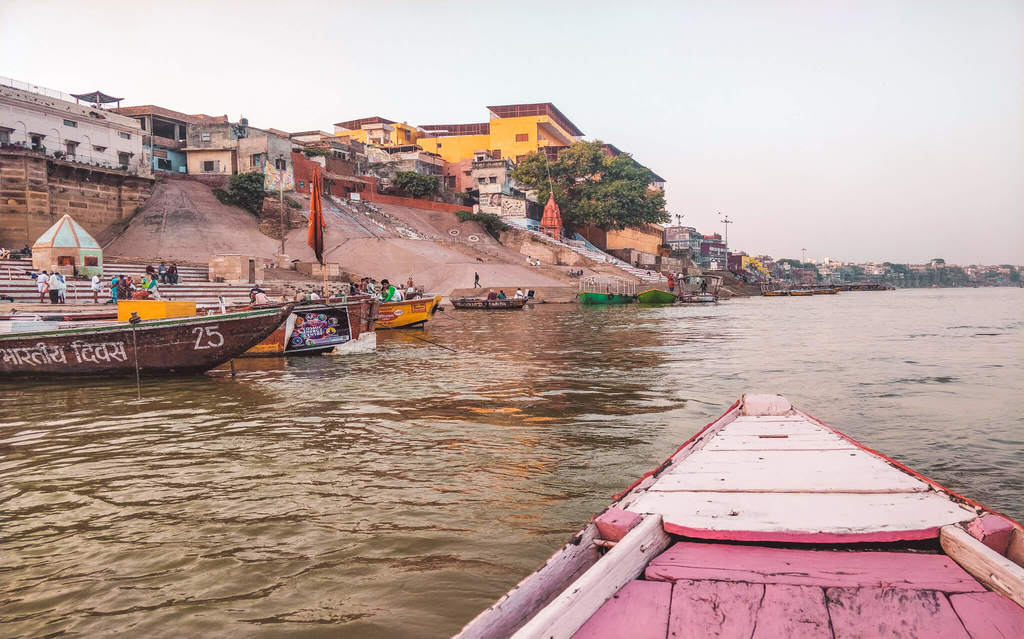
[
  {"x1": 802, "y1": 247, "x2": 807, "y2": 264},
  {"x1": 720, "y1": 213, "x2": 733, "y2": 270},
  {"x1": 277, "y1": 154, "x2": 286, "y2": 256}
]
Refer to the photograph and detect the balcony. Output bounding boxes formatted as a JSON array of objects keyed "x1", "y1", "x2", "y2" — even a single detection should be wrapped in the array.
[{"x1": 143, "y1": 134, "x2": 184, "y2": 151}]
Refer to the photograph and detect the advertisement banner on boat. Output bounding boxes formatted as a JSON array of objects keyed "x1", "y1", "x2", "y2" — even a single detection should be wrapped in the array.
[{"x1": 286, "y1": 310, "x2": 351, "y2": 352}]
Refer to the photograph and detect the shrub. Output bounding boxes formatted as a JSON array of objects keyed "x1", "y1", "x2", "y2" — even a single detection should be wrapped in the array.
[
  {"x1": 455, "y1": 210, "x2": 509, "y2": 239},
  {"x1": 393, "y1": 171, "x2": 438, "y2": 198},
  {"x1": 213, "y1": 172, "x2": 266, "y2": 214},
  {"x1": 285, "y1": 196, "x2": 302, "y2": 210},
  {"x1": 302, "y1": 148, "x2": 331, "y2": 158}
]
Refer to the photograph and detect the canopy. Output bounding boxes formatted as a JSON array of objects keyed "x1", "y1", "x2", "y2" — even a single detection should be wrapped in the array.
[
  {"x1": 33, "y1": 214, "x2": 101, "y2": 250},
  {"x1": 71, "y1": 90, "x2": 123, "y2": 105}
]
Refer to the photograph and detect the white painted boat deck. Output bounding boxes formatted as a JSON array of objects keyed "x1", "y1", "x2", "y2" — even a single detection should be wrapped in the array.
[{"x1": 620, "y1": 414, "x2": 979, "y2": 541}]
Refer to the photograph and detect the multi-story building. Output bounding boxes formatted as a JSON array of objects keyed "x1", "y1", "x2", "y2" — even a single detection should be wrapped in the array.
[
  {"x1": 0, "y1": 78, "x2": 147, "y2": 174},
  {"x1": 332, "y1": 117, "x2": 423, "y2": 148},
  {"x1": 699, "y1": 234, "x2": 727, "y2": 269},
  {"x1": 664, "y1": 225, "x2": 703, "y2": 256},
  {"x1": 184, "y1": 119, "x2": 294, "y2": 179},
  {"x1": 417, "y1": 103, "x2": 584, "y2": 164},
  {"x1": 115, "y1": 105, "x2": 204, "y2": 174}
]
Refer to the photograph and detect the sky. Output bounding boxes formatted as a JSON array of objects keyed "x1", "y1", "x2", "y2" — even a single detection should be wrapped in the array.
[{"x1": 2, "y1": 0, "x2": 1021, "y2": 264}]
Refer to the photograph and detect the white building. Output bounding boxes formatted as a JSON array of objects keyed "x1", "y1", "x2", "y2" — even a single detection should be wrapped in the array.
[{"x1": 0, "y1": 78, "x2": 147, "y2": 175}]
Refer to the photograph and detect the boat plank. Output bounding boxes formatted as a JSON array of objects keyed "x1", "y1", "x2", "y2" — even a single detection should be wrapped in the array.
[
  {"x1": 751, "y1": 584, "x2": 832, "y2": 639},
  {"x1": 645, "y1": 542, "x2": 986, "y2": 592},
  {"x1": 966, "y1": 514, "x2": 1017, "y2": 555},
  {"x1": 625, "y1": 490, "x2": 977, "y2": 542},
  {"x1": 570, "y1": 580, "x2": 671, "y2": 639},
  {"x1": 703, "y1": 432, "x2": 857, "y2": 451},
  {"x1": 940, "y1": 525, "x2": 1024, "y2": 607},
  {"x1": 666, "y1": 579, "x2": 762, "y2": 639},
  {"x1": 949, "y1": 592, "x2": 1024, "y2": 639},
  {"x1": 651, "y1": 449, "x2": 926, "y2": 493},
  {"x1": 509, "y1": 516, "x2": 672, "y2": 639},
  {"x1": 825, "y1": 587, "x2": 970, "y2": 639},
  {"x1": 593, "y1": 507, "x2": 643, "y2": 542}
]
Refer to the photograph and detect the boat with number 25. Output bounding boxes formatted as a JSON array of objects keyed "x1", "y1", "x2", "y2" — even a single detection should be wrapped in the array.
[
  {"x1": 454, "y1": 394, "x2": 1024, "y2": 639},
  {"x1": 0, "y1": 306, "x2": 291, "y2": 377}
]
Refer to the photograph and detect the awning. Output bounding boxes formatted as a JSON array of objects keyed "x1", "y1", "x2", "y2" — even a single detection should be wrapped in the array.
[{"x1": 71, "y1": 90, "x2": 123, "y2": 104}]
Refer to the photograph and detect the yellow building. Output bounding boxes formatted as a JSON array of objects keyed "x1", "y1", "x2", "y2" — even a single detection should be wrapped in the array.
[
  {"x1": 333, "y1": 116, "x2": 423, "y2": 147},
  {"x1": 416, "y1": 103, "x2": 584, "y2": 163}
]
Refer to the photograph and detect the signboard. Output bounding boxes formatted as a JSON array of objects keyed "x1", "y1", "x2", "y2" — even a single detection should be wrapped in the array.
[
  {"x1": 285, "y1": 309, "x2": 351, "y2": 353},
  {"x1": 264, "y1": 161, "x2": 295, "y2": 192},
  {"x1": 479, "y1": 192, "x2": 502, "y2": 215},
  {"x1": 500, "y1": 196, "x2": 526, "y2": 218}
]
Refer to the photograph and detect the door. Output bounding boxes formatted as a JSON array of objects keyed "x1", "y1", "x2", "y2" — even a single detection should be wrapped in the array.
[{"x1": 248, "y1": 259, "x2": 256, "y2": 284}]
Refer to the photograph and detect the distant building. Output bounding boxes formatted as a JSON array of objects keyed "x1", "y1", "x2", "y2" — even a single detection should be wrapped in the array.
[
  {"x1": 184, "y1": 119, "x2": 294, "y2": 181},
  {"x1": 332, "y1": 116, "x2": 423, "y2": 148},
  {"x1": 0, "y1": 77, "x2": 147, "y2": 174},
  {"x1": 418, "y1": 103, "x2": 584, "y2": 164},
  {"x1": 699, "y1": 234, "x2": 726, "y2": 269},
  {"x1": 114, "y1": 104, "x2": 211, "y2": 174}
]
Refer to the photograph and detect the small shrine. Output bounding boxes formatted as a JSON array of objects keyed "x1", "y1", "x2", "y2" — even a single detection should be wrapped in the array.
[
  {"x1": 32, "y1": 214, "x2": 103, "y2": 276},
  {"x1": 540, "y1": 193, "x2": 563, "y2": 242}
]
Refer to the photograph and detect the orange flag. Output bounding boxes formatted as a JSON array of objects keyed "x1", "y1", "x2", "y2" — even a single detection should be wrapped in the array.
[{"x1": 307, "y1": 167, "x2": 325, "y2": 264}]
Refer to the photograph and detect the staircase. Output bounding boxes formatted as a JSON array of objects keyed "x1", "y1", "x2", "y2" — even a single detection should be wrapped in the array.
[
  {"x1": 0, "y1": 257, "x2": 272, "y2": 306},
  {"x1": 517, "y1": 228, "x2": 667, "y2": 283}
]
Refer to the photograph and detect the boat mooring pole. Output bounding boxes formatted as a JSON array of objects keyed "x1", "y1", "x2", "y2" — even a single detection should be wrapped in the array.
[{"x1": 129, "y1": 311, "x2": 142, "y2": 400}]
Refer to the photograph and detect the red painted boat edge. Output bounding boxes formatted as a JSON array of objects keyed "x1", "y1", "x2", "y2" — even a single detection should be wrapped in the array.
[
  {"x1": 610, "y1": 399, "x2": 741, "y2": 502},
  {"x1": 797, "y1": 407, "x2": 1024, "y2": 530}
]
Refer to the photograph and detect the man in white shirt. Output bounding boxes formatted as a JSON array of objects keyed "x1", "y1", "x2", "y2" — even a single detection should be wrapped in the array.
[
  {"x1": 513, "y1": 288, "x2": 525, "y2": 299},
  {"x1": 36, "y1": 271, "x2": 49, "y2": 302},
  {"x1": 91, "y1": 274, "x2": 102, "y2": 303}
]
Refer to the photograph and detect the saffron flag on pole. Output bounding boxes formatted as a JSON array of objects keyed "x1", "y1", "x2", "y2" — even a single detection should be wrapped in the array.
[{"x1": 307, "y1": 167, "x2": 325, "y2": 264}]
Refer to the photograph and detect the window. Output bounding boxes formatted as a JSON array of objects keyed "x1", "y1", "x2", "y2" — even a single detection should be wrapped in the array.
[
  {"x1": 63, "y1": 119, "x2": 77, "y2": 128},
  {"x1": 489, "y1": 176, "x2": 497, "y2": 184},
  {"x1": 478, "y1": 177, "x2": 487, "y2": 185},
  {"x1": 84, "y1": 256, "x2": 99, "y2": 267},
  {"x1": 0, "y1": 129, "x2": 10, "y2": 144},
  {"x1": 492, "y1": 150, "x2": 501, "y2": 159},
  {"x1": 515, "y1": 133, "x2": 528, "y2": 142},
  {"x1": 516, "y1": 155, "x2": 526, "y2": 164},
  {"x1": 275, "y1": 158, "x2": 286, "y2": 170},
  {"x1": 200, "y1": 132, "x2": 211, "y2": 142},
  {"x1": 118, "y1": 132, "x2": 131, "y2": 140},
  {"x1": 65, "y1": 141, "x2": 78, "y2": 156},
  {"x1": 464, "y1": 170, "x2": 471, "y2": 176},
  {"x1": 299, "y1": 180, "x2": 305, "y2": 190},
  {"x1": 93, "y1": 145, "x2": 107, "y2": 152},
  {"x1": 447, "y1": 176, "x2": 456, "y2": 188},
  {"x1": 137, "y1": 118, "x2": 146, "y2": 130},
  {"x1": 251, "y1": 153, "x2": 262, "y2": 166},
  {"x1": 156, "y1": 158, "x2": 172, "y2": 170},
  {"x1": 31, "y1": 135, "x2": 43, "y2": 150},
  {"x1": 118, "y1": 151, "x2": 131, "y2": 166},
  {"x1": 203, "y1": 160, "x2": 216, "y2": 173}
]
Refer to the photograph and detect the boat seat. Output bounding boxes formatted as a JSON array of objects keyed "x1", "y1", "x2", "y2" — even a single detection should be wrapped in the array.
[{"x1": 740, "y1": 393, "x2": 793, "y2": 416}]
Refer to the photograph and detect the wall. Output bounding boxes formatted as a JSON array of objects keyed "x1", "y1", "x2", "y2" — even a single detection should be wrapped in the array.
[
  {"x1": 418, "y1": 133, "x2": 489, "y2": 163},
  {"x1": 0, "y1": 85, "x2": 147, "y2": 174},
  {"x1": 186, "y1": 149, "x2": 234, "y2": 175},
  {"x1": 0, "y1": 149, "x2": 153, "y2": 247},
  {"x1": 151, "y1": 147, "x2": 187, "y2": 173},
  {"x1": 577, "y1": 224, "x2": 665, "y2": 254}
]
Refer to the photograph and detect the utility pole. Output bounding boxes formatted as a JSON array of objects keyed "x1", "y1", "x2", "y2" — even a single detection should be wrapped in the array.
[
  {"x1": 720, "y1": 213, "x2": 732, "y2": 270},
  {"x1": 802, "y1": 247, "x2": 807, "y2": 264},
  {"x1": 277, "y1": 154, "x2": 286, "y2": 256}
]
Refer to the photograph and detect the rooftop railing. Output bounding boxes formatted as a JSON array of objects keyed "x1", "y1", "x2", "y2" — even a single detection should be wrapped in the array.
[{"x1": 0, "y1": 76, "x2": 77, "y2": 103}]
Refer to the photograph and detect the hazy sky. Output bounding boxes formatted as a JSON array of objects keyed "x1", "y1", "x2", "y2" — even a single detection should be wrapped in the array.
[{"x1": 2, "y1": 1, "x2": 1021, "y2": 264}]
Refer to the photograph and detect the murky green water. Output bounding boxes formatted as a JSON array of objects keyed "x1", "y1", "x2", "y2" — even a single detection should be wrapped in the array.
[{"x1": 2, "y1": 288, "x2": 1022, "y2": 638}]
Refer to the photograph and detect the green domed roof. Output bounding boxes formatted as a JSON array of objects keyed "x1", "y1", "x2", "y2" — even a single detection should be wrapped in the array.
[{"x1": 33, "y1": 215, "x2": 101, "y2": 250}]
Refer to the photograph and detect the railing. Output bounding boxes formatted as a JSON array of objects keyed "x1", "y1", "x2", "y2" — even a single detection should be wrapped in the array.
[
  {"x1": 0, "y1": 142, "x2": 148, "y2": 175},
  {"x1": 0, "y1": 75, "x2": 77, "y2": 103}
]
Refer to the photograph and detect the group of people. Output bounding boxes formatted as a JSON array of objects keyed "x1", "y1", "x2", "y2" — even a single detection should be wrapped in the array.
[
  {"x1": 567, "y1": 269, "x2": 585, "y2": 278},
  {"x1": 484, "y1": 288, "x2": 528, "y2": 301},
  {"x1": 107, "y1": 273, "x2": 161, "y2": 303},
  {"x1": 32, "y1": 270, "x2": 68, "y2": 304},
  {"x1": 146, "y1": 262, "x2": 180, "y2": 285},
  {"x1": 349, "y1": 276, "x2": 420, "y2": 303}
]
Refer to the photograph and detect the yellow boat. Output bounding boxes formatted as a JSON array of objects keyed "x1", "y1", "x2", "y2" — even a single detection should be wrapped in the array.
[{"x1": 376, "y1": 295, "x2": 442, "y2": 329}]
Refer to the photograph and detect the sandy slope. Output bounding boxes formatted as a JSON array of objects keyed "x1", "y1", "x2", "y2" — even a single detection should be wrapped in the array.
[{"x1": 107, "y1": 178, "x2": 567, "y2": 294}]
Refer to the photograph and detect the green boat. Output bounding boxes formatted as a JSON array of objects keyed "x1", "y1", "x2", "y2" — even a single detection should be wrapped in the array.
[
  {"x1": 577, "y1": 277, "x2": 638, "y2": 305},
  {"x1": 578, "y1": 291, "x2": 635, "y2": 305},
  {"x1": 636, "y1": 288, "x2": 676, "y2": 304}
]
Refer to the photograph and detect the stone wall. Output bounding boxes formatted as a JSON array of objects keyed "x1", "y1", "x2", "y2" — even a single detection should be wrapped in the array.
[{"x1": 0, "y1": 149, "x2": 153, "y2": 248}]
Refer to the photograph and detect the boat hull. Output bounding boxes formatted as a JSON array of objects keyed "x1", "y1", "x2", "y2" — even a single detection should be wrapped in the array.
[
  {"x1": 0, "y1": 307, "x2": 290, "y2": 377},
  {"x1": 377, "y1": 295, "x2": 442, "y2": 328},
  {"x1": 241, "y1": 299, "x2": 377, "y2": 356},
  {"x1": 450, "y1": 297, "x2": 528, "y2": 310},
  {"x1": 637, "y1": 289, "x2": 676, "y2": 304},
  {"x1": 578, "y1": 292, "x2": 634, "y2": 305}
]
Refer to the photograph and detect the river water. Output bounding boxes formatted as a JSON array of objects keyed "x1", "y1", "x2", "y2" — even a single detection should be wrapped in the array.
[{"x1": 2, "y1": 288, "x2": 1022, "y2": 638}]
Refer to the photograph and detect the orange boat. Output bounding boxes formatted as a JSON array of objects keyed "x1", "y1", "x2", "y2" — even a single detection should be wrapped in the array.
[{"x1": 376, "y1": 295, "x2": 442, "y2": 329}]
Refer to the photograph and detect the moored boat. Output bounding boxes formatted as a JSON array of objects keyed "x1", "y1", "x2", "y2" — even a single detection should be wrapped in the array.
[
  {"x1": 0, "y1": 306, "x2": 291, "y2": 377},
  {"x1": 812, "y1": 287, "x2": 839, "y2": 294},
  {"x1": 761, "y1": 289, "x2": 789, "y2": 296},
  {"x1": 636, "y1": 289, "x2": 676, "y2": 304},
  {"x1": 450, "y1": 297, "x2": 528, "y2": 310},
  {"x1": 376, "y1": 295, "x2": 442, "y2": 328},
  {"x1": 578, "y1": 277, "x2": 637, "y2": 305},
  {"x1": 241, "y1": 298, "x2": 377, "y2": 356},
  {"x1": 790, "y1": 289, "x2": 814, "y2": 296},
  {"x1": 454, "y1": 394, "x2": 1024, "y2": 639},
  {"x1": 677, "y1": 274, "x2": 722, "y2": 303}
]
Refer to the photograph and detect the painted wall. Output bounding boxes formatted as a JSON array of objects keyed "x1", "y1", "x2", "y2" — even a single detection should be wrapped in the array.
[
  {"x1": 151, "y1": 148, "x2": 187, "y2": 173},
  {"x1": 417, "y1": 134, "x2": 489, "y2": 163},
  {"x1": 579, "y1": 223, "x2": 665, "y2": 254},
  {"x1": 416, "y1": 115, "x2": 576, "y2": 164},
  {"x1": 186, "y1": 149, "x2": 234, "y2": 175}
]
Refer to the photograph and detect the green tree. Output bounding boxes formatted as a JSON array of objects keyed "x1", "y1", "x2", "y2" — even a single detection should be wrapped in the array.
[
  {"x1": 393, "y1": 171, "x2": 439, "y2": 198},
  {"x1": 511, "y1": 141, "x2": 667, "y2": 230}
]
